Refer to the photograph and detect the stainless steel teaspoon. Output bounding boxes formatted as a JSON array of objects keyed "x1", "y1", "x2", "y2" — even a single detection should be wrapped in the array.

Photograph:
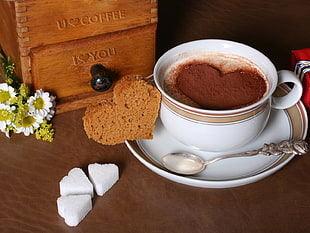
[{"x1": 161, "y1": 139, "x2": 309, "y2": 175}]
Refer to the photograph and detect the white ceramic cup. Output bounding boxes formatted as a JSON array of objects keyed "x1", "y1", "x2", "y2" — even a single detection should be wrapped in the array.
[{"x1": 154, "y1": 39, "x2": 303, "y2": 151}]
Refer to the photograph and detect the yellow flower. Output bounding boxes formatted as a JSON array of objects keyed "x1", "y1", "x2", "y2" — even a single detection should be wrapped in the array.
[
  {"x1": 19, "y1": 83, "x2": 30, "y2": 98},
  {"x1": 35, "y1": 120, "x2": 54, "y2": 142}
]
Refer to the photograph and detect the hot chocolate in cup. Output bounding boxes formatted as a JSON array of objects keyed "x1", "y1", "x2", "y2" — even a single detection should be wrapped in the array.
[{"x1": 154, "y1": 39, "x2": 303, "y2": 151}]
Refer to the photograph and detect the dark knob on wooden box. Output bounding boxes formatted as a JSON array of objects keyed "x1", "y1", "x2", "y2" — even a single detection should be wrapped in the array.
[{"x1": 90, "y1": 64, "x2": 113, "y2": 92}]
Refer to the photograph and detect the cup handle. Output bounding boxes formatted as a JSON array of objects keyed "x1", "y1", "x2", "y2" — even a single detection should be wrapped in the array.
[{"x1": 271, "y1": 70, "x2": 303, "y2": 109}]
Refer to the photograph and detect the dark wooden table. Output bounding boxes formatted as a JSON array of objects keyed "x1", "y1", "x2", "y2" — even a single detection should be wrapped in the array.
[{"x1": 1, "y1": 1, "x2": 310, "y2": 232}]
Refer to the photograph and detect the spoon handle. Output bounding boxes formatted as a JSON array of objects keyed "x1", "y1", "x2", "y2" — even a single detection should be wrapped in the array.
[{"x1": 204, "y1": 139, "x2": 309, "y2": 165}]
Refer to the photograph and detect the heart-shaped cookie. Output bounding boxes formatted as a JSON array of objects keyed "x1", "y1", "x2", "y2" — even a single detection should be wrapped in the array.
[
  {"x1": 176, "y1": 63, "x2": 267, "y2": 110},
  {"x1": 88, "y1": 163, "x2": 119, "y2": 196},
  {"x1": 57, "y1": 194, "x2": 92, "y2": 227},
  {"x1": 83, "y1": 75, "x2": 161, "y2": 145},
  {"x1": 59, "y1": 168, "x2": 94, "y2": 197}
]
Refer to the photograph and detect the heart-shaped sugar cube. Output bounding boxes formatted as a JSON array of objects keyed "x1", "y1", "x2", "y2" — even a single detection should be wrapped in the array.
[
  {"x1": 57, "y1": 194, "x2": 92, "y2": 227},
  {"x1": 59, "y1": 168, "x2": 94, "y2": 197},
  {"x1": 88, "y1": 163, "x2": 119, "y2": 196}
]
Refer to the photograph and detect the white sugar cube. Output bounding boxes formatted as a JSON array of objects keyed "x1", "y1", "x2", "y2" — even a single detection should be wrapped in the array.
[
  {"x1": 57, "y1": 194, "x2": 92, "y2": 227},
  {"x1": 60, "y1": 168, "x2": 94, "y2": 197},
  {"x1": 88, "y1": 163, "x2": 119, "y2": 196}
]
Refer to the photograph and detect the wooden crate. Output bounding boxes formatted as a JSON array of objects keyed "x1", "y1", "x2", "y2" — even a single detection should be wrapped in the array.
[
  {"x1": 0, "y1": 0, "x2": 157, "y2": 113},
  {"x1": 32, "y1": 24, "x2": 156, "y2": 113}
]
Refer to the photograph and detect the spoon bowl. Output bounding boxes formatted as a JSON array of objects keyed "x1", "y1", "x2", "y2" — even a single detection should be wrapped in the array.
[{"x1": 162, "y1": 152, "x2": 206, "y2": 175}]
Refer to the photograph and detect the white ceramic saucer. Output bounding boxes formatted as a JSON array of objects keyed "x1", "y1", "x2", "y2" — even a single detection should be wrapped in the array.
[{"x1": 126, "y1": 88, "x2": 308, "y2": 188}]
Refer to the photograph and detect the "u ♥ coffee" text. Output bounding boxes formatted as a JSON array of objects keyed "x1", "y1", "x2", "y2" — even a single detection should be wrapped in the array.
[{"x1": 56, "y1": 10, "x2": 126, "y2": 30}]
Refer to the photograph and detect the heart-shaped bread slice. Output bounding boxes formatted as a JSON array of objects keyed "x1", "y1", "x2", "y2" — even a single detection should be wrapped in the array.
[
  {"x1": 57, "y1": 194, "x2": 92, "y2": 227},
  {"x1": 59, "y1": 168, "x2": 94, "y2": 197},
  {"x1": 88, "y1": 163, "x2": 119, "y2": 196},
  {"x1": 83, "y1": 75, "x2": 161, "y2": 145}
]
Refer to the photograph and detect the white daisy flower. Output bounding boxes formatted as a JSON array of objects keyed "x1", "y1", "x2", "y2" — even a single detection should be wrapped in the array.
[
  {"x1": 0, "y1": 83, "x2": 16, "y2": 104},
  {"x1": 46, "y1": 95, "x2": 56, "y2": 121},
  {"x1": 0, "y1": 103, "x2": 15, "y2": 137},
  {"x1": 28, "y1": 89, "x2": 53, "y2": 118},
  {"x1": 0, "y1": 104, "x2": 13, "y2": 130},
  {"x1": 14, "y1": 115, "x2": 43, "y2": 136}
]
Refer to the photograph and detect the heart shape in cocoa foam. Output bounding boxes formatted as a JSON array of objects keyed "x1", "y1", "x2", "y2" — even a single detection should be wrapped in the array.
[{"x1": 176, "y1": 63, "x2": 267, "y2": 110}]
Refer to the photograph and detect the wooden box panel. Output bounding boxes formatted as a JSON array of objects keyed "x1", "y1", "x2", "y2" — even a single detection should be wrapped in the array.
[
  {"x1": 30, "y1": 24, "x2": 156, "y2": 98},
  {"x1": 12, "y1": 0, "x2": 157, "y2": 49}
]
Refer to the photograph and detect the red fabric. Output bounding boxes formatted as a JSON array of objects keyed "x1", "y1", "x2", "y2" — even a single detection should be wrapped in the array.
[{"x1": 290, "y1": 48, "x2": 310, "y2": 114}]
